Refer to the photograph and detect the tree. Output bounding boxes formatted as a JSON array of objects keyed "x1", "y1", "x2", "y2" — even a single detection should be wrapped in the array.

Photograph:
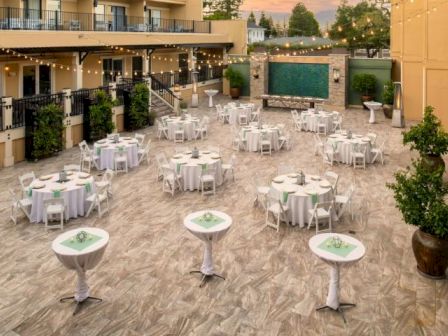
[
  {"x1": 258, "y1": 12, "x2": 272, "y2": 37},
  {"x1": 204, "y1": 0, "x2": 243, "y2": 20},
  {"x1": 288, "y1": 2, "x2": 321, "y2": 37},
  {"x1": 329, "y1": 0, "x2": 390, "y2": 58},
  {"x1": 248, "y1": 11, "x2": 256, "y2": 24}
]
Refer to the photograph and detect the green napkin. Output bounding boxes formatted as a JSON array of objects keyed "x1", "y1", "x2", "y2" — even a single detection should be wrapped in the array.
[
  {"x1": 318, "y1": 237, "x2": 357, "y2": 257},
  {"x1": 311, "y1": 193, "x2": 318, "y2": 205},
  {"x1": 192, "y1": 214, "x2": 225, "y2": 229},
  {"x1": 60, "y1": 233, "x2": 103, "y2": 252},
  {"x1": 84, "y1": 182, "x2": 91, "y2": 193},
  {"x1": 53, "y1": 190, "x2": 61, "y2": 198},
  {"x1": 96, "y1": 147, "x2": 101, "y2": 155},
  {"x1": 201, "y1": 163, "x2": 208, "y2": 172},
  {"x1": 282, "y1": 192, "x2": 289, "y2": 204},
  {"x1": 27, "y1": 187, "x2": 32, "y2": 197}
]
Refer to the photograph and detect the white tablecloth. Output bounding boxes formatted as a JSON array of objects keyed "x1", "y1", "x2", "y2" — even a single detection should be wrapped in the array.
[
  {"x1": 327, "y1": 133, "x2": 373, "y2": 164},
  {"x1": 165, "y1": 116, "x2": 199, "y2": 141},
  {"x1": 170, "y1": 151, "x2": 223, "y2": 191},
  {"x1": 226, "y1": 104, "x2": 254, "y2": 125},
  {"x1": 240, "y1": 125, "x2": 280, "y2": 152},
  {"x1": 94, "y1": 137, "x2": 139, "y2": 170},
  {"x1": 270, "y1": 174, "x2": 334, "y2": 228},
  {"x1": 52, "y1": 227, "x2": 109, "y2": 302},
  {"x1": 309, "y1": 233, "x2": 365, "y2": 309},
  {"x1": 302, "y1": 111, "x2": 334, "y2": 133},
  {"x1": 184, "y1": 210, "x2": 232, "y2": 275},
  {"x1": 29, "y1": 172, "x2": 95, "y2": 223}
]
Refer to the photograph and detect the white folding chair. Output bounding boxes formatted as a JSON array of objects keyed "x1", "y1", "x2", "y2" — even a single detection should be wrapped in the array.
[
  {"x1": 323, "y1": 143, "x2": 339, "y2": 166},
  {"x1": 335, "y1": 184, "x2": 355, "y2": 220},
  {"x1": 260, "y1": 132, "x2": 272, "y2": 156},
  {"x1": 95, "y1": 169, "x2": 114, "y2": 197},
  {"x1": 215, "y1": 104, "x2": 223, "y2": 121},
  {"x1": 155, "y1": 152, "x2": 169, "y2": 180},
  {"x1": 43, "y1": 198, "x2": 66, "y2": 230},
  {"x1": 200, "y1": 166, "x2": 216, "y2": 196},
  {"x1": 308, "y1": 201, "x2": 334, "y2": 234},
  {"x1": 138, "y1": 139, "x2": 151, "y2": 165},
  {"x1": 156, "y1": 119, "x2": 169, "y2": 140},
  {"x1": 251, "y1": 106, "x2": 260, "y2": 122},
  {"x1": 64, "y1": 164, "x2": 81, "y2": 172},
  {"x1": 222, "y1": 154, "x2": 236, "y2": 182},
  {"x1": 9, "y1": 188, "x2": 32, "y2": 224},
  {"x1": 232, "y1": 128, "x2": 246, "y2": 151},
  {"x1": 238, "y1": 108, "x2": 249, "y2": 125},
  {"x1": 294, "y1": 114, "x2": 307, "y2": 131},
  {"x1": 371, "y1": 139, "x2": 385, "y2": 165},
  {"x1": 253, "y1": 175, "x2": 269, "y2": 209},
  {"x1": 352, "y1": 143, "x2": 367, "y2": 169},
  {"x1": 135, "y1": 133, "x2": 146, "y2": 146},
  {"x1": 194, "y1": 121, "x2": 208, "y2": 140},
  {"x1": 367, "y1": 132, "x2": 377, "y2": 146},
  {"x1": 332, "y1": 114, "x2": 342, "y2": 132},
  {"x1": 162, "y1": 166, "x2": 183, "y2": 196},
  {"x1": 85, "y1": 184, "x2": 109, "y2": 218},
  {"x1": 80, "y1": 146, "x2": 99, "y2": 173},
  {"x1": 174, "y1": 124, "x2": 185, "y2": 143},
  {"x1": 278, "y1": 132, "x2": 291, "y2": 150},
  {"x1": 19, "y1": 172, "x2": 36, "y2": 198},
  {"x1": 324, "y1": 171, "x2": 339, "y2": 194},
  {"x1": 317, "y1": 116, "x2": 329, "y2": 135},
  {"x1": 266, "y1": 192, "x2": 289, "y2": 232},
  {"x1": 114, "y1": 149, "x2": 128, "y2": 173},
  {"x1": 313, "y1": 134, "x2": 324, "y2": 156}
]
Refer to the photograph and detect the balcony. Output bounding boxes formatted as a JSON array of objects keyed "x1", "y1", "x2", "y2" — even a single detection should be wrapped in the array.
[{"x1": 0, "y1": 7, "x2": 211, "y2": 33}]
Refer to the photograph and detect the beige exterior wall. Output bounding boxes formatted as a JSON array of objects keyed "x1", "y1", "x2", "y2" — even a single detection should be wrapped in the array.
[
  {"x1": 0, "y1": 142, "x2": 4, "y2": 169},
  {"x1": 169, "y1": 0, "x2": 202, "y2": 21},
  {"x1": 12, "y1": 138, "x2": 25, "y2": 163},
  {"x1": 391, "y1": 0, "x2": 448, "y2": 126},
  {"x1": 211, "y1": 20, "x2": 247, "y2": 54}
]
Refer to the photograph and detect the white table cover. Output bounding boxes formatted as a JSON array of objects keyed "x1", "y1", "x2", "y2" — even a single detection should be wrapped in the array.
[
  {"x1": 52, "y1": 227, "x2": 109, "y2": 302},
  {"x1": 29, "y1": 172, "x2": 95, "y2": 223},
  {"x1": 302, "y1": 110, "x2": 334, "y2": 133},
  {"x1": 94, "y1": 137, "x2": 139, "y2": 170},
  {"x1": 170, "y1": 151, "x2": 223, "y2": 191},
  {"x1": 184, "y1": 210, "x2": 232, "y2": 275},
  {"x1": 227, "y1": 104, "x2": 254, "y2": 125},
  {"x1": 309, "y1": 233, "x2": 365, "y2": 310},
  {"x1": 327, "y1": 133, "x2": 373, "y2": 165},
  {"x1": 165, "y1": 116, "x2": 199, "y2": 141},
  {"x1": 240, "y1": 125, "x2": 280, "y2": 152},
  {"x1": 270, "y1": 174, "x2": 334, "y2": 228}
]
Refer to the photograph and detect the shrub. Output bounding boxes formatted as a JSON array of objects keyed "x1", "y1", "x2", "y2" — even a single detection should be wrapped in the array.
[
  {"x1": 129, "y1": 83, "x2": 150, "y2": 130},
  {"x1": 383, "y1": 80, "x2": 394, "y2": 105},
  {"x1": 89, "y1": 90, "x2": 115, "y2": 141},
  {"x1": 352, "y1": 73, "x2": 376, "y2": 96}
]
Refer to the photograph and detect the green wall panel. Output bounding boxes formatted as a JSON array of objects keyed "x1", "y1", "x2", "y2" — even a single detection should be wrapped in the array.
[
  {"x1": 348, "y1": 59, "x2": 392, "y2": 106},
  {"x1": 228, "y1": 63, "x2": 250, "y2": 97},
  {"x1": 268, "y1": 63, "x2": 329, "y2": 98}
]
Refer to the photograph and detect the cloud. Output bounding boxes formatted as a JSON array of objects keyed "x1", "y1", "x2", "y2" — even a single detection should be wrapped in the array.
[{"x1": 241, "y1": 0, "x2": 361, "y2": 13}]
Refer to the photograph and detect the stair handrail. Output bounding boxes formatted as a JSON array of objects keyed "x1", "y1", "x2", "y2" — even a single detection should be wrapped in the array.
[{"x1": 148, "y1": 74, "x2": 182, "y2": 108}]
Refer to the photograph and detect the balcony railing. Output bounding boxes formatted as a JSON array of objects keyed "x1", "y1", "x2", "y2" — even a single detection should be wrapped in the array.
[{"x1": 0, "y1": 7, "x2": 211, "y2": 33}]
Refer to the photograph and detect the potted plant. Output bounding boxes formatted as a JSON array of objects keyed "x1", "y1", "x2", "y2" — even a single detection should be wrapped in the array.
[
  {"x1": 387, "y1": 158, "x2": 448, "y2": 279},
  {"x1": 224, "y1": 67, "x2": 244, "y2": 99},
  {"x1": 403, "y1": 106, "x2": 448, "y2": 174},
  {"x1": 382, "y1": 80, "x2": 394, "y2": 119},
  {"x1": 352, "y1": 73, "x2": 377, "y2": 107}
]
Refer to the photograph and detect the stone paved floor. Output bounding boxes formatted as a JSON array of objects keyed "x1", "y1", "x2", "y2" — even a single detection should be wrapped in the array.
[{"x1": 0, "y1": 94, "x2": 447, "y2": 336}]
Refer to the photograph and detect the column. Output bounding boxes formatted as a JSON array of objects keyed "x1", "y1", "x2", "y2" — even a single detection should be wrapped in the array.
[
  {"x1": 328, "y1": 54, "x2": 349, "y2": 109},
  {"x1": 62, "y1": 88, "x2": 73, "y2": 149},
  {"x1": 143, "y1": 52, "x2": 150, "y2": 76},
  {"x1": 109, "y1": 82, "x2": 117, "y2": 129},
  {"x1": 2, "y1": 97, "x2": 14, "y2": 167},
  {"x1": 144, "y1": 77, "x2": 152, "y2": 111},
  {"x1": 72, "y1": 52, "x2": 83, "y2": 90},
  {"x1": 249, "y1": 53, "x2": 269, "y2": 101}
]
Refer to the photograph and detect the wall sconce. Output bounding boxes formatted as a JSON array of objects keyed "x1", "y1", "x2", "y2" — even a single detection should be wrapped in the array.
[
  {"x1": 93, "y1": 0, "x2": 98, "y2": 7},
  {"x1": 144, "y1": 5, "x2": 147, "y2": 11},
  {"x1": 173, "y1": 84, "x2": 180, "y2": 92},
  {"x1": 333, "y1": 68, "x2": 340, "y2": 83},
  {"x1": 252, "y1": 65, "x2": 260, "y2": 79}
]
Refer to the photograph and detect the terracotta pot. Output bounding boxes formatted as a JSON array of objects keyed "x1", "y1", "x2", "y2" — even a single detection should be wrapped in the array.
[
  {"x1": 412, "y1": 229, "x2": 448, "y2": 279},
  {"x1": 383, "y1": 104, "x2": 393, "y2": 119},
  {"x1": 422, "y1": 154, "x2": 445, "y2": 175},
  {"x1": 361, "y1": 95, "x2": 374, "y2": 109},
  {"x1": 230, "y1": 87, "x2": 241, "y2": 99}
]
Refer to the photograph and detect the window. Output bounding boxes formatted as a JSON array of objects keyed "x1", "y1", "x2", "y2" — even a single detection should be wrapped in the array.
[
  {"x1": 25, "y1": 0, "x2": 41, "y2": 19},
  {"x1": 39, "y1": 65, "x2": 51, "y2": 95},
  {"x1": 102, "y1": 58, "x2": 123, "y2": 85},
  {"x1": 132, "y1": 56, "x2": 143, "y2": 80},
  {"x1": 23, "y1": 66, "x2": 36, "y2": 97},
  {"x1": 22, "y1": 64, "x2": 52, "y2": 97}
]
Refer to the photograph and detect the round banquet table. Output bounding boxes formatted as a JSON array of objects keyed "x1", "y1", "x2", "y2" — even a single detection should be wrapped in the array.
[
  {"x1": 228, "y1": 104, "x2": 254, "y2": 125},
  {"x1": 184, "y1": 210, "x2": 232, "y2": 286},
  {"x1": 94, "y1": 136, "x2": 139, "y2": 170},
  {"x1": 270, "y1": 174, "x2": 334, "y2": 228},
  {"x1": 165, "y1": 116, "x2": 199, "y2": 141},
  {"x1": 327, "y1": 133, "x2": 373, "y2": 165},
  {"x1": 52, "y1": 227, "x2": 109, "y2": 314},
  {"x1": 170, "y1": 150, "x2": 223, "y2": 191},
  {"x1": 301, "y1": 110, "x2": 334, "y2": 133},
  {"x1": 29, "y1": 171, "x2": 95, "y2": 223},
  {"x1": 309, "y1": 233, "x2": 365, "y2": 322},
  {"x1": 240, "y1": 125, "x2": 280, "y2": 152}
]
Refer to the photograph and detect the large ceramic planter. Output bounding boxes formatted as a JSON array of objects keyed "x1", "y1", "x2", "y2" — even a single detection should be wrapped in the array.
[
  {"x1": 412, "y1": 229, "x2": 448, "y2": 279},
  {"x1": 383, "y1": 104, "x2": 393, "y2": 119},
  {"x1": 422, "y1": 154, "x2": 445, "y2": 175},
  {"x1": 230, "y1": 87, "x2": 241, "y2": 99}
]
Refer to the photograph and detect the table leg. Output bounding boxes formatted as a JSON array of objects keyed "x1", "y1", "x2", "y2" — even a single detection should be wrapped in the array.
[
  {"x1": 189, "y1": 239, "x2": 225, "y2": 287},
  {"x1": 316, "y1": 263, "x2": 356, "y2": 323},
  {"x1": 369, "y1": 108, "x2": 376, "y2": 124},
  {"x1": 208, "y1": 96, "x2": 213, "y2": 108},
  {"x1": 59, "y1": 270, "x2": 102, "y2": 315}
]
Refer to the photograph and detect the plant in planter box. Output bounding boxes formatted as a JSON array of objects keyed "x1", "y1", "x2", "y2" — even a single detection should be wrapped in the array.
[
  {"x1": 403, "y1": 106, "x2": 448, "y2": 174},
  {"x1": 89, "y1": 90, "x2": 115, "y2": 141},
  {"x1": 352, "y1": 73, "x2": 377, "y2": 106},
  {"x1": 129, "y1": 83, "x2": 150, "y2": 130},
  {"x1": 387, "y1": 158, "x2": 448, "y2": 278},
  {"x1": 382, "y1": 80, "x2": 394, "y2": 119},
  {"x1": 224, "y1": 67, "x2": 244, "y2": 99},
  {"x1": 31, "y1": 103, "x2": 65, "y2": 160}
]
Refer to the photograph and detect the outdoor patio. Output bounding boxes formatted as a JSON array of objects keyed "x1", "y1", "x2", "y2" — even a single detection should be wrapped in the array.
[{"x1": 0, "y1": 94, "x2": 447, "y2": 336}]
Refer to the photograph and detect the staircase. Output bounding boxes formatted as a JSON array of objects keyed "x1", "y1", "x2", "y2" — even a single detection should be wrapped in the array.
[{"x1": 151, "y1": 94, "x2": 173, "y2": 117}]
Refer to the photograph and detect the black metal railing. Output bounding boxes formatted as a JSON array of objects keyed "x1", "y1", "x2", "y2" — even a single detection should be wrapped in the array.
[
  {"x1": 148, "y1": 74, "x2": 181, "y2": 107},
  {"x1": 0, "y1": 99, "x2": 3, "y2": 131},
  {"x1": 151, "y1": 66, "x2": 224, "y2": 89},
  {"x1": 0, "y1": 7, "x2": 211, "y2": 33},
  {"x1": 71, "y1": 86, "x2": 111, "y2": 116},
  {"x1": 12, "y1": 93, "x2": 63, "y2": 129}
]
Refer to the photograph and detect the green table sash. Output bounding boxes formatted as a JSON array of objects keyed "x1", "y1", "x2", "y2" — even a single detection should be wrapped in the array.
[
  {"x1": 96, "y1": 147, "x2": 101, "y2": 155},
  {"x1": 200, "y1": 163, "x2": 208, "y2": 172},
  {"x1": 84, "y1": 182, "x2": 92, "y2": 193},
  {"x1": 311, "y1": 193, "x2": 318, "y2": 205},
  {"x1": 53, "y1": 190, "x2": 61, "y2": 198},
  {"x1": 176, "y1": 162, "x2": 186, "y2": 173},
  {"x1": 191, "y1": 214, "x2": 225, "y2": 229},
  {"x1": 317, "y1": 237, "x2": 357, "y2": 257},
  {"x1": 60, "y1": 233, "x2": 103, "y2": 252},
  {"x1": 27, "y1": 187, "x2": 32, "y2": 197},
  {"x1": 282, "y1": 192, "x2": 289, "y2": 204}
]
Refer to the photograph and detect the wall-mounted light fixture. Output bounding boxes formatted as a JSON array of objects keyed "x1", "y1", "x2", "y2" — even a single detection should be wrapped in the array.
[
  {"x1": 333, "y1": 68, "x2": 340, "y2": 83},
  {"x1": 252, "y1": 64, "x2": 260, "y2": 79}
]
